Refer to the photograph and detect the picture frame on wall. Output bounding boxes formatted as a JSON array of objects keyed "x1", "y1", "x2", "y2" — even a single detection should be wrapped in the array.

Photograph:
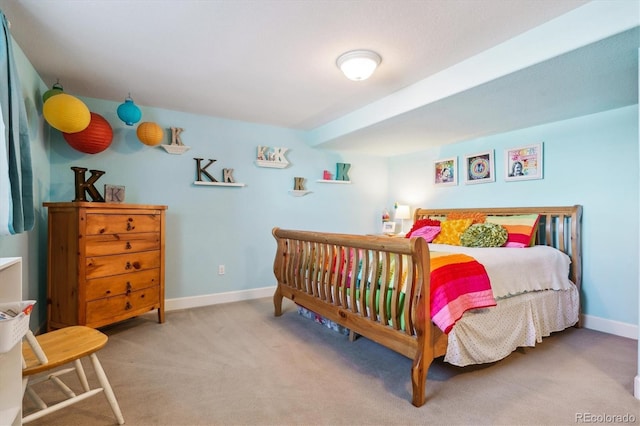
[
  {"x1": 464, "y1": 150, "x2": 495, "y2": 184},
  {"x1": 434, "y1": 157, "x2": 457, "y2": 186},
  {"x1": 504, "y1": 143, "x2": 543, "y2": 181}
]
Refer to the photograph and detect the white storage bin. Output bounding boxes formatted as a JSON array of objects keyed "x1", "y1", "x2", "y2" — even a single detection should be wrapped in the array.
[{"x1": 0, "y1": 300, "x2": 35, "y2": 353}]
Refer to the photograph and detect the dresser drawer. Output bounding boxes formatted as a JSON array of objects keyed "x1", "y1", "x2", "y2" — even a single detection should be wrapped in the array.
[
  {"x1": 85, "y1": 213, "x2": 160, "y2": 235},
  {"x1": 85, "y1": 269, "x2": 160, "y2": 301},
  {"x1": 85, "y1": 251, "x2": 160, "y2": 279},
  {"x1": 86, "y1": 287, "x2": 160, "y2": 324},
  {"x1": 85, "y1": 233, "x2": 161, "y2": 257}
]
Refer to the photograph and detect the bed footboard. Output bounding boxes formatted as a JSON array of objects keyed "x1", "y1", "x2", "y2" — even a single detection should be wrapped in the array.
[{"x1": 272, "y1": 228, "x2": 434, "y2": 406}]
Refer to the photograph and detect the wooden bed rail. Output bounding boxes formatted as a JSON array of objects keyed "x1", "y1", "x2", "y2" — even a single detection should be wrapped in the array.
[{"x1": 272, "y1": 227, "x2": 434, "y2": 406}]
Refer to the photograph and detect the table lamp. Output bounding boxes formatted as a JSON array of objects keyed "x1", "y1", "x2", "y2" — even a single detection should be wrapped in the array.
[{"x1": 395, "y1": 205, "x2": 411, "y2": 235}]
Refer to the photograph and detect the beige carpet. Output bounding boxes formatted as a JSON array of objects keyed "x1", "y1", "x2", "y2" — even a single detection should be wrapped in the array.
[{"x1": 23, "y1": 297, "x2": 639, "y2": 426}]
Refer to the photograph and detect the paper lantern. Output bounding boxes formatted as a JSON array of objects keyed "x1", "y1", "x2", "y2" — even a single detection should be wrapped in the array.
[
  {"x1": 136, "y1": 122, "x2": 164, "y2": 146},
  {"x1": 42, "y1": 81, "x2": 64, "y2": 103},
  {"x1": 117, "y1": 96, "x2": 142, "y2": 126},
  {"x1": 43, "y1": 94, "x2": 91, "y2": 133},
  {"x1": 63, "y1": 113, "x2": 113, "y2": 154}
]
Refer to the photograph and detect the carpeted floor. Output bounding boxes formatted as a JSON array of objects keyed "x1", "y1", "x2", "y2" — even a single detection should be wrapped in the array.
[{"x1": 23, "y1": 297, "x2": 639, "y2": 426}]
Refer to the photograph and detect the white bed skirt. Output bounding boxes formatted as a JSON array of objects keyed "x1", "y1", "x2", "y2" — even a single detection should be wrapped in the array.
[{"x1": 445, "y1": 287, "x2": 579, "y2": 366}]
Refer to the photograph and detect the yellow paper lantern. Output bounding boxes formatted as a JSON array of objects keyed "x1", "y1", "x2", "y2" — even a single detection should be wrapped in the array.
[
  {"x1": 43, "y1": 94, "x2": 91, "y2": 133},
  {"x1": 136, "y1": 122, "x2": 164, "y2": 146}
]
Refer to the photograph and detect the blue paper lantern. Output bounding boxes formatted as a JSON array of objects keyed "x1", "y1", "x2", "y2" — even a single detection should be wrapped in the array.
[{"x1": 117, "y1": 95, "x2": 142, "y2": 126}]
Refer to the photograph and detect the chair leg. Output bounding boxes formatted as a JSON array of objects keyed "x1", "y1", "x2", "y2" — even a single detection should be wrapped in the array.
[
  {"x1": 74, "y1": 359, "x2": 91, "y2": 392},
  {"x1": 25, "y1": 385, "x2": 47, "y2": 410},
  {"x1": 90, "y1": 353, "x2": 125, "y2": 425}
]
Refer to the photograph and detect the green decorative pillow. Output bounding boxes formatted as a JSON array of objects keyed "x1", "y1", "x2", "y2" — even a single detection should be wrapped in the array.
[
  {"x1": 460, "y1": 223, "x2": 508, "y2": 248},
  {"x1": 432, "y1": 218, "x2": 473, "y2": 246}
]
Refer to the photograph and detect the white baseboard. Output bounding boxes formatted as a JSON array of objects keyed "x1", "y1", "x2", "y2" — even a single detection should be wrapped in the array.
[
  {"x1": 581, "y1": 313, "x2": 638, "y2": 340},
  {"x1": 165, "y1": 289, "x2": 638, "y2": 342},
  {"x1": 165, "y1": 286, "x2": 277, "y2": 312}
]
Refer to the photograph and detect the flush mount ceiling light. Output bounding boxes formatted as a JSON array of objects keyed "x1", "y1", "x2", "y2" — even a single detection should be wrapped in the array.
[{"x1": 336, "y1": 50, "x2": 382, "y2": 81}]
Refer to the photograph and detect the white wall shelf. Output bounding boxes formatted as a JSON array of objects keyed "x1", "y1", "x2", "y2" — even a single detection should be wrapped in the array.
[
  {"x1": 316, "y1": 179, "x2": 351, "y2": 184},
  {"x1": 255, "y1": 160, "x2": 288, "y2": 169},
  {"x1": 160, "y1": 144, "x2": 190, "y2": 155},
  {"x1": 289, "y1": 190, "x2": 312, "y2": 197},
  {"x1": 193, "y1": 181, "x2": 246, "y2": 187}
]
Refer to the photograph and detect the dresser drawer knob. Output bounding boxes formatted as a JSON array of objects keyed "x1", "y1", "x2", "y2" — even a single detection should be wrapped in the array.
[
  {"x1": 126, "y1": 282, "x2": 132, "y2": 294},
  {"x1": 125, "y1": 242, "x2": 132, "y2": 249},
  {"x1": 126, "y1": 222, "x2": 133, "y2": 231},
  {"x1": 125, "y1": 301, "x2": 132, "y2": 310},
  {"x1": 125, "y1": 261, "x2": 132, "y2": 270}
]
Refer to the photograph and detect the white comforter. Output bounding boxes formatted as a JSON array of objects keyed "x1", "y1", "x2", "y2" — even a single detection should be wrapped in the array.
[{"x1": 428, "y1": 244, "x2": 574, "y2": 299}]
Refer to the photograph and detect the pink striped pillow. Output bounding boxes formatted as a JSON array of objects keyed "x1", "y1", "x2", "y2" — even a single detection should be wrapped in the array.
[{"x1": 485, "y1": 214, "x2": 540, "y2": 248}]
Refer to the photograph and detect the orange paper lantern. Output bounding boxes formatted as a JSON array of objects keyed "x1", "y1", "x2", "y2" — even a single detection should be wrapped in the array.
[
  {"x1": 62, "y1": 113, "x2": 113, "y2": 154},
  {"x1": 43, "y1": 93, "x2": 91, "y2": 133},
  {"x1": 136, "y1": 122, "x2": 164, "y2": 146}
]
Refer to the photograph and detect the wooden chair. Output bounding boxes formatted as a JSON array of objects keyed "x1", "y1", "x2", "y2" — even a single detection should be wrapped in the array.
[{"x1": 22, "y1": 326, "x2": 124, "y2": 424}]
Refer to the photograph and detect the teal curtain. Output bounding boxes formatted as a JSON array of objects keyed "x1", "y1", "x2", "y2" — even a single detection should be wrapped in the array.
[{"x1": 0, "y1": 11, "x2": 34, "y2": 235}]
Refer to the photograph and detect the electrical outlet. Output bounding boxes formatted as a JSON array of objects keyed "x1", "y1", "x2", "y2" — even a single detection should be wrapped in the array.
[{"x1": 218, "y1": 265, "x2": 225, "y2": 275}]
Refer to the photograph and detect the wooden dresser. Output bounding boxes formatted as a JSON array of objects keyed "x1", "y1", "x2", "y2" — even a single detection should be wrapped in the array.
[{"x1": 44, "y1": 202, "x2": 167, "y2": 330}]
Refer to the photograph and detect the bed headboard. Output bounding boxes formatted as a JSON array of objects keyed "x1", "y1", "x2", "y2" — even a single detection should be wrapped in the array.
[{"x1": 413, "y1": 205, "x2": 583, "y2": 291}]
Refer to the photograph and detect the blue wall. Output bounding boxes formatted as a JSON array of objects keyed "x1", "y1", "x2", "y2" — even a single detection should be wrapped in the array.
[
  {"x1": 47, "y1": 97, "x2": 389, "y2": 300},
  {"x1": 388, "y1": 105, "x2": 639, "y2": 326},
  {"x1": 1, "y1": 39, "x2": 638, "y2": 335}
]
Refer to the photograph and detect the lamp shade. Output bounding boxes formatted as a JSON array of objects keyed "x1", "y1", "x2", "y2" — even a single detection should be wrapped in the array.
[
  {"x1": 117, "y1": 97, "x2": 142, "y2": 126},
  {"x1": 395, "y1": 205, "x2": 411, "y2": 220},
  {"x1": 136, "y1": 122, "x2": 164, "y2": 146},
  {"x1": 336, "y1": 50, "x2": 381, "y2": 81},
  {"x1": 43, "y1": 93, "x2": 91, "y2": 133},
  {"x1": 62, "y1": 112, "x2": 113, "y2": 154},
  {"x1": 42, "y1": 82, "x2": 64, "y2": 103}
]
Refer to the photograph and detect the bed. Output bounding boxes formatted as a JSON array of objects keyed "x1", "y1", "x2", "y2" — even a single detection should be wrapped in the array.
[{"x1": 272, "y1": 205, "x2": 582, "y2": 407}]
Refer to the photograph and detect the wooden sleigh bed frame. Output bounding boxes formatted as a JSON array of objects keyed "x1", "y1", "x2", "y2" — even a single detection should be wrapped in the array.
[{"x1": 272, "y1": 205, "x2": 582, "y2": 407}]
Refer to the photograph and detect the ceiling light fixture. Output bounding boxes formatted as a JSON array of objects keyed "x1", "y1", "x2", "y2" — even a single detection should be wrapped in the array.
[{"x1": 336, "y1": 50, "x2": 382, "y2": 81}]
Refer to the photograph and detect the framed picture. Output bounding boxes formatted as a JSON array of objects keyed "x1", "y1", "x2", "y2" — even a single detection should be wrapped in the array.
[
  {"x1": 434, "y1": 157, "x2": 457, "y2": 186},
  {"x1": 382, "y1": 222, "x2": 396, "y2": 234},
  {"x1": 464, "y1": 150, "x2": 495, "y2": 184},
  {"x1": 504, "y1": 143, "x2": 543, "y2": 181}
]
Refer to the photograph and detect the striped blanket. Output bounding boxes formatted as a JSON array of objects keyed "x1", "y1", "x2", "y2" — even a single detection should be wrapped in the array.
[
  {"x1": 302, "y1": 248, "x2": 495, "y2": 335},
  {"x1": 430, "y1": 252, "x2": 495, "y2": 333}
]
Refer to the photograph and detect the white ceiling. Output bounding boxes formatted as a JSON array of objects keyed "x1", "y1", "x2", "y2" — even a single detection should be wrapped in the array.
[{"x1": 1, "y1": 0, "x2": 638, "y2": 156}]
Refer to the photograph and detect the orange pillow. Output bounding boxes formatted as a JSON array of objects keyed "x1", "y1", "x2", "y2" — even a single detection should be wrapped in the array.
[
  {"x1": 432, "y1": 218, "x2": 474, "y2": 246},
  {"x1": 446, "y1": 211, "x2": 486, "y2": 224}
]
